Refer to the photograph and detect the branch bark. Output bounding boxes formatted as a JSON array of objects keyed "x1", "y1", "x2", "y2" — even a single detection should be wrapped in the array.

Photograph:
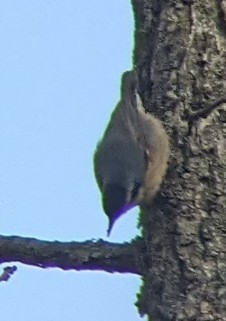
[
  {"x1": 0, "y1": 235, "x2": 144, "y2": 275},
  {"x1": 189, "y1": 95, "x2": 226, "y2": 121}
]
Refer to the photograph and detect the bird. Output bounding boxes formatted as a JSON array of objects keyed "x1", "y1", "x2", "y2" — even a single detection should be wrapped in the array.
[{"x1": 93, "y1": 70, "x2": 170, "y2": 236}]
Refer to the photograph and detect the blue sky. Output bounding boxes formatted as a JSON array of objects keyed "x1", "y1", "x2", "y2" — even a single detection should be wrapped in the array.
[{"x1": 0, "y1": 1, "x2": 143, "y2": 320}]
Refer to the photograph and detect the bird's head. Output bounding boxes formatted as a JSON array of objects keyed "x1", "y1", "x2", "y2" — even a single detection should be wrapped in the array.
[{"x1": 102, "y1": 181, "x2": 142, "y2": 236}]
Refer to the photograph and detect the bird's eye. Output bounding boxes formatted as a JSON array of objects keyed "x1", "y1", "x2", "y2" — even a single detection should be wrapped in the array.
[
  {"x1": 131, "y1": 182, "x2": 141, "y2": 200},
  {"x1": 144, "y1": 150, "x2": 149, "y2": 168}
]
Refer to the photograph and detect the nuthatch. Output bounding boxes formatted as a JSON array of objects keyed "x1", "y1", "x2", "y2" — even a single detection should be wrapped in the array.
[{"x1": 94, "y1": 71, "x2": 170, "y2": 236}]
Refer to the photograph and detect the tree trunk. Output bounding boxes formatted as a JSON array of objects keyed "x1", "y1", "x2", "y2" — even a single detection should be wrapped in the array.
[{"x1": 132, "y1": 0, "x2": 226, "y2": 320}]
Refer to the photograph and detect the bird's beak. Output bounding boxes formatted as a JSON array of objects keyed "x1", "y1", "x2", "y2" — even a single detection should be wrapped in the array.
[
  {"x1": 106, "y1": 202, "x2": 136, "y2": 237},
  {"x1": 107, "y1": 218, "x2": 115, "y2": 237}
]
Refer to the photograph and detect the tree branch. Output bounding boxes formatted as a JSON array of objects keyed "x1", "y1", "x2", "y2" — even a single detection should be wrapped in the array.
[
  {"x1": 0, "y1": 235, "x2": 144, "y2": 275},
  {"x1": 0, "y1": 265, "x2": 17, "y2": 282},
  {"x1": 189, "y1": 95, "x2": 226, "y2": 121}
]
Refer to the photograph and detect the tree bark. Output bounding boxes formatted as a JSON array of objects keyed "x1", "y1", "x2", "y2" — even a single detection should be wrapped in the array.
[
  {"x1": 0, "y1": 235, "x2": 143, "y2": 274},
  {"x1": 132, "y1": 0, "x2": 226, "y2": 320}
]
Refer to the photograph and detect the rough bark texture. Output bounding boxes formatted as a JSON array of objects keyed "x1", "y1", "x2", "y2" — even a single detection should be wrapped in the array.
[
  {"x1": 0, "y1": 235, "x2": 143, "y2": 274},
  {"x1": 132, "y1": 0, "x2": 226, "y2": 320}
]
